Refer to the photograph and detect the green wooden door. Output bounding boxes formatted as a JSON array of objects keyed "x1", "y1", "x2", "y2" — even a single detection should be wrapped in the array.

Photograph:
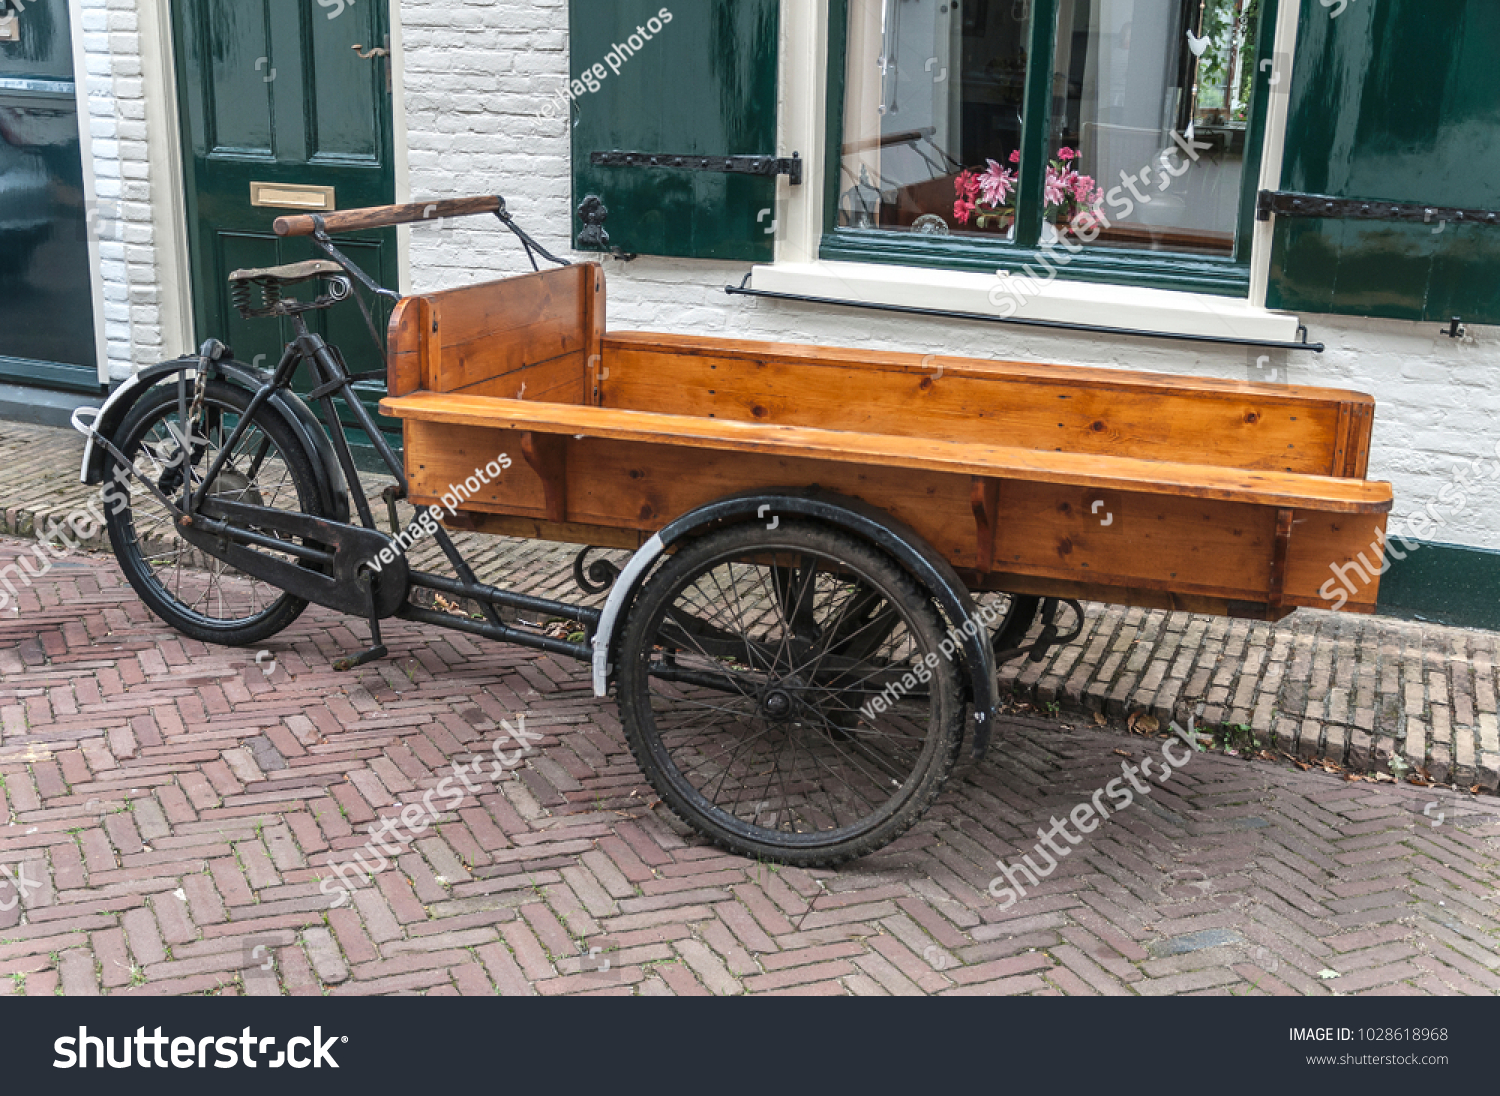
[{"x1": 171, "y1": 0, "x2": 398, "y2": 453}]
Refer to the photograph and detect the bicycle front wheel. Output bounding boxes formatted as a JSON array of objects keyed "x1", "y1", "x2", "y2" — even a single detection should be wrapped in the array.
[{"x1": 103, "y1": 378, "x2": 330, "y2": 647}]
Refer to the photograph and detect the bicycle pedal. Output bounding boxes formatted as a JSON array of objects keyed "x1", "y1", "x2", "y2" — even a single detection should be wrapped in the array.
[{"x1": 333, "y1": 644, "x2": 388, "y2": 672}]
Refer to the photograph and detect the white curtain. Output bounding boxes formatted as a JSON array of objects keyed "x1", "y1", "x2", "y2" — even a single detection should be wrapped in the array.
[{"x1": 1077, "y1": 0, "x2": 1186, "y2": 218}]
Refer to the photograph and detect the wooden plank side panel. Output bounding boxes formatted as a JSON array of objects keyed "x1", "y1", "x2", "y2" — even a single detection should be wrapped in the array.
[
  {"x1": 427, "y1": 266, "x2": 587, "y2": 394},
  {"x1": 402, "y1": 422, "x2": 1385, "y2": 608},
  {"x1": 584, "y1": 263, "x2": 606, "y2": 407},
  {"x1": 603, "y1": 331, "x2": 1381, "y2": 403},
  {"x1": 1281, "y1": 511, "x2": 1388, "y2": 613},
  {"x1": 1350, "y1": 401, "x2": 1375, "y2": 479},
  {"x1": 404, "y1": 420, "x2": 532, "y2": 512},
  {"x1": 987, "y1": 481, "x2": 1276, "y2": 602},
  {"x1": 430, "y1": 265, "x2": 587, "y2": 346},
  {"x1": 451, "y1": 351, "x2": 587, "y2": 402},
  {"x1": 385, "y1": 295, "x2": 431, "y2": 398},
  {"x1": 601, "y1": 343, "x2": 1352, "y2": 476}
]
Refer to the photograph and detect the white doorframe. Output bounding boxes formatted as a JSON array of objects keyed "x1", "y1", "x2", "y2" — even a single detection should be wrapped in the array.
[
  {"x1": 63, "y1": 0, "x2": 109, "y2": 386},
  {"x1": 136, "y1": 0, "x2": 196, "y2": 369}
]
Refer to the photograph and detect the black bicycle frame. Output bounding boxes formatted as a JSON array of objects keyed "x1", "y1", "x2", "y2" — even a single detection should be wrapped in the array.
[{"x1": 185, "y1": 289, "x2": 599, "y2": 668}]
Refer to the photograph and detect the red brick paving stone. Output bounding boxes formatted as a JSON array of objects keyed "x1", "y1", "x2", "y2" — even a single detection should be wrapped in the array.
[
  {"x1": 940, "y1": 973, "x2": 1050, "y2": 996},
  {"x1": 375, "y1": 869, "x2": 429, "y2": 925},
  {"x1": 476, "y1": 941, "x2": 535, "y2": 997},
  {"x1": 350, "y1": 887, "x2": 404, "y2": 944},
  {"x1": 948, "y1": 952, "x2": 1053, "y2": 985},
  {"x1": 327, "y1": 906, "x2": 380, "y2": 965},
  {"x1": 759, "y1": 979, "x2": 850, "y2": 997},
  {"x1": 93, "y1": 927, "x2": 134, "y2": 989},
  {"x1": 867, "y1": 934, "x2": 951, "y2": 994},
  {"x1": 25, "y1": 969, "x2": 61, "y2": 997},
  {"x1": 520, "y1": 900, "x2": 577, "y2": 958},
  {"x1": 58, "y1": 948, "x2": 99, "y2": 996},
  {"x1": 120, "y1": 906, "x2": 166, "y2": 967},
  {"x1": 731, "y1": 883, "x2": 797, "y2": 937},
  {"x1": 331, "y1": 968, "x2": 453, "y2": 996},
  {"x1": 1049, "y1": 944, "x2": 1133, "y2": 996},
  {"x1": 671, "y1": 938, "x2": 743, "y2": 996},
  {"x1": 653, "y1": 961, "x2": 711, "y2": 997},
  {"x1": 1230, "y1": 963, "x2": 1299, "y2": 997},
  {"x1": 301, "y1": 926, "x2": 351, "y2": 985},
  {"x1": 697, "y1": 920, "x2": 760, "y2": 977},
  {"x1": 500, "y1": 920, "x2": 556, "y2": 983},
  {"x1": 180, "y1": 873, "x2": 226, "y2": 925},
  {"x1": 742, "y1": 959, "x2": 859, "y2": 994}
]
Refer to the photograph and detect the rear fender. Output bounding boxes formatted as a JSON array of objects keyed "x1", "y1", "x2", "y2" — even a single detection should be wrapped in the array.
[
  {"x1": 77, "y1": 356, "x2": 351, "y2": 524},
  {"x1": 591, "y1": 488, "x2": 1002, "y2": 758}
]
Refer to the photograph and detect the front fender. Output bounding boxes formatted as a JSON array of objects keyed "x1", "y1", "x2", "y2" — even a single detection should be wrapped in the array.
[
  {"x1": 591, "y1": 488, "x2": 1002, "y2": 758},
  {"x1": 77, "y1": 357, "x2": 350, "y2": 524}
]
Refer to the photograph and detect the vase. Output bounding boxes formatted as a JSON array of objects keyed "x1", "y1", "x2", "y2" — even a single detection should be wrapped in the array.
[{"x1": 1002, "y1": 222, "x2": 1062, "y2": 245}]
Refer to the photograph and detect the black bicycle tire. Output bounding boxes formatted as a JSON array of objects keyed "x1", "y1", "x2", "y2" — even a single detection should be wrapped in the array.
[
  {"x1": 104, "y1": 379, "x2": 328, "y2": 647},
  {"x1": 617, "y1": 522, "x2": 965, "y2": 867}
]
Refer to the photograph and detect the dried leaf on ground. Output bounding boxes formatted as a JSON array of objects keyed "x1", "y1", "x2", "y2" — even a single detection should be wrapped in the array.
[{"x1": 1127, "y1": 711, "x2": 1159, "y2": 735}]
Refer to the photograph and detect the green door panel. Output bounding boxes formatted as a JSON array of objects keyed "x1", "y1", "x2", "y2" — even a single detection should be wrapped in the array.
[
  {"x1": 172, "y1": 0, "x2": 398, "y2": 449},
  {"x1": 0, "y1": 0, "x2": 100, "y2": 390},
  {"x1": 1268, "y1": 0, "x2": 1500, "y2": 323},
  {"x1": 568, "y1": 0, "x2": 781, "y2": 261}
]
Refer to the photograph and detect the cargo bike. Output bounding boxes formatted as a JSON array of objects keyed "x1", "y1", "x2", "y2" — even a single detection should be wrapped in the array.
[{"x1": 76, "y1": 197, "x2": 1394, "y2": 867}]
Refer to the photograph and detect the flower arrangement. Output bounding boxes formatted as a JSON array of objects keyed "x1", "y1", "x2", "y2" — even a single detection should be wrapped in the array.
[{"x1": 954, "y1": 148, "x2": 1104, "y2": 233}]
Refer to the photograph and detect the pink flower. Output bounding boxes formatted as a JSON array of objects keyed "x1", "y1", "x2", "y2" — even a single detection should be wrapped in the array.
[
  {"x1": 978, "y1": 159, "x2": 1015, "y2": 207},
  {"x1": 1044, "y1": 165, "x2": 1074, "y2": 209},
  {"x1": 1057, "y1": 147, "x2": 1078, "y2": 161},
  {"x1": 954, "y1": 198, "x2": 975, "y2": 225},
  {"x1": 1009, "y1": 150, "x2": 1021, "y2": 164}
]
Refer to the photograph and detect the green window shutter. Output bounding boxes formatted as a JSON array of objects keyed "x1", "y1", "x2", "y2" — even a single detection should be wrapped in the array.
[
  {"x1": 1267, "y1": 0, "x2": 1500, "y2": 324},
  {"x1": 567, "y1": 0, "x2": 781, "y2": 262}
]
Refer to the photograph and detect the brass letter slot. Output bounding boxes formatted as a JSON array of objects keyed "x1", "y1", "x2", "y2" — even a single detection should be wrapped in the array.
[
  {"x1": 250, "y1": 182, "x2": 336, "y2": 212},
  {"x1": 0, "y1": 15, "x2": 19, "y2": 43}
]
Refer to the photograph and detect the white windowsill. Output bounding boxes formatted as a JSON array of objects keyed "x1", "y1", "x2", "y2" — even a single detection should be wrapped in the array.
[{"x1": 749, "y1": 260, "x2": 1303, "y2": 344}]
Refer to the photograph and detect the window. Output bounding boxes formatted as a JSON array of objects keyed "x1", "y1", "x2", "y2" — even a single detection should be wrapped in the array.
[{"x1": 822, "y1": 0, "x2": 1278, "y2": 295}]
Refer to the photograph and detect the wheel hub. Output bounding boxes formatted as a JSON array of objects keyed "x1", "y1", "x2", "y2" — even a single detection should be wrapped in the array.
[
  {"x1": 208, "y1": 468, "x2": 264, "y2": 509},
  {"x1": 761, "y1": 689, "x2": 794, "y2": 720}
]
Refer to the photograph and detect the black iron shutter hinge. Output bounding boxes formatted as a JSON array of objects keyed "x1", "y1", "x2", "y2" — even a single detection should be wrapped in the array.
[
  {"x1": 591, "y1": 150, "x2": 802, "y2": 186},
  {"x1": 1257, "y1": 189, "x2": 1500, "y2": 227}
]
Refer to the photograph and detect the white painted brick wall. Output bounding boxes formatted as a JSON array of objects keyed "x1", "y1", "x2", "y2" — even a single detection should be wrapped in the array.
[{"x1": 79, "y1": 0, "x2": 166, "y2": 379}]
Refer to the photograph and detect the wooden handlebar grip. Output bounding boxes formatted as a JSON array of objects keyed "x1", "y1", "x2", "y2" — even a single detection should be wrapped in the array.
[{"x1": 274, "y1": 195, "x2": 503, "y2": 237}]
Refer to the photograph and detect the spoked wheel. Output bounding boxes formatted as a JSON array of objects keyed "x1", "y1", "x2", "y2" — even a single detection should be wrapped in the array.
[
  {"x1": 617, "y1": 522, "x2": 965, "y2": 867},
  {"x1": 103, "y1": 379, "x2": 329, "y2": 646}
]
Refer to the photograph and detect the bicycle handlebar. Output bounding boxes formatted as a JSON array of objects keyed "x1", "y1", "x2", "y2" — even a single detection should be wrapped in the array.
[{"x1": 273, "y1": 195, "x2": 504, "y2": 237}]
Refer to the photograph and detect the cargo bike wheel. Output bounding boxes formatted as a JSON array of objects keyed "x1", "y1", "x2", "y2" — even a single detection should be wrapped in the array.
[{"x1": 617, "y1": 522, "x2": 965, "y2": 867}]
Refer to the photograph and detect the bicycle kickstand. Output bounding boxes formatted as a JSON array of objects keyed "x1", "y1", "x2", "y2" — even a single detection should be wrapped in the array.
[{"x1": 334, "y1": 570, "x2": 389, "y2": 672}]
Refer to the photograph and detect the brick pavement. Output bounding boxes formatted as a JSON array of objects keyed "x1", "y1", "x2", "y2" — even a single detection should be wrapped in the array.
[{"x1": 1, "y1": 419, "x2": 1499, "y2": 995}]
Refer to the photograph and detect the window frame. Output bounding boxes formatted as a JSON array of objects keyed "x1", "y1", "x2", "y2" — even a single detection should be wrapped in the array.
[{"x1": 818, "y1": 0, "x2": 1282, "y2": 298}]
